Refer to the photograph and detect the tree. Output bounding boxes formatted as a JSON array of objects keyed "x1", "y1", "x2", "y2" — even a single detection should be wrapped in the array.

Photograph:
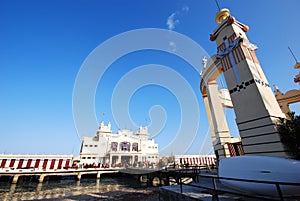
[{"x1": 276, "y1": 112, "x2": 300, "y2": 160}]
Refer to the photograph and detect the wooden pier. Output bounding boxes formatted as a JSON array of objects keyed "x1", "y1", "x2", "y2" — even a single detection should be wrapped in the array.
[
  {"x1": 0, "y1": 168, "x2": 120, "y2": 184},
  {"x1": 1, "y1": 166, "x2": 205, "y2": 186},
  {"x1": 120, "y1": 167, "x2": 203, "y2": 186}
]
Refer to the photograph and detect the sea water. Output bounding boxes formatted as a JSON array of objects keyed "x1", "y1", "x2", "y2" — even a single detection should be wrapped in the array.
[{"x1": 0, "y1": 175, "x2": 145, "y2": 201}]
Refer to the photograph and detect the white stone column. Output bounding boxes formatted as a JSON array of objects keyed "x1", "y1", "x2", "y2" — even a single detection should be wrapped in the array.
[
  {"x1": 118, "y1": 155, "x2": 121, "y2": 164},
  {"x1": 206, "y1": 81, "x2": 232, "y2": 158},
  {"x1": 109, "y1": 155, "x2": 112, "y2": 166},
  {"x1": 203, "y1": 94, "x2": 217, "y2": 143}
]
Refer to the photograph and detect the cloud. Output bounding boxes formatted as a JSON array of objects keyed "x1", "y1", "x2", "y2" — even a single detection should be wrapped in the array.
[
  {"x1": 166, "y1": 5, "x2": 189, "y2": 31},
  {"x1": 182, "y1": 5, "x2": 189, "y2": 12},
  {"x1": 166, "y1": 12, "x2": 179, "y2": 31},
  {"x1": 166, "y1": 5, "x2": 189, "y2": 52}
]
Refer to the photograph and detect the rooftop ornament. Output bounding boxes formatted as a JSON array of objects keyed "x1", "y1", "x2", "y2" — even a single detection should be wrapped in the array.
[{"x1": 215, "y1": 8, "x2": 230, "y2": 24}]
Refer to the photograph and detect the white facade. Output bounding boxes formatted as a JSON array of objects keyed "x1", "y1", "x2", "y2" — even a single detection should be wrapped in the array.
[{"x1": 80, "y1": 122, "x2": 159, "y2": 167}]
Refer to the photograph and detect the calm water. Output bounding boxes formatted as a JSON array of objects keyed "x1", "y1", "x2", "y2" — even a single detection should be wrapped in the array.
[{"x1": 0, "y1": 174, "x2": 146, "y2": 201}]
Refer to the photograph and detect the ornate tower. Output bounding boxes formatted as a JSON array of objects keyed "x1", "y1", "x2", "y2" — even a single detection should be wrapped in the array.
[{"x1": 210, "y1": 9, "x2": 288, "y2": 157}]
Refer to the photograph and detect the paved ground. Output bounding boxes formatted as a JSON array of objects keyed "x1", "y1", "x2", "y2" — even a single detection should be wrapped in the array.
[{"x1": 25, "y1": 187, "x2": 159, "y2": 201}]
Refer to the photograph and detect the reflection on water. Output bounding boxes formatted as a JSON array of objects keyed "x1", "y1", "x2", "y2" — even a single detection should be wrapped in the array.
[{"x1": 0, "y1": 175, "x2": 144, "y2": 201}]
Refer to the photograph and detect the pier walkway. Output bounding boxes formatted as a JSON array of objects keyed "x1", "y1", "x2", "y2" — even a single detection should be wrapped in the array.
[
  {"x1": 0, "y1": 167, "x2": 121, "y2": 184},
  {"x1": 120, "y1": 167, "x2": 162, "y2": 175},
  {"x1": 120, "y1": 167, "x2": 203, "y2": 186}
]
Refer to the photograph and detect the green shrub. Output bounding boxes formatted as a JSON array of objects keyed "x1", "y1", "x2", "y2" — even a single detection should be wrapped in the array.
[{"x1": 276, "y1": 112, "x2": 300, "y2": 160}]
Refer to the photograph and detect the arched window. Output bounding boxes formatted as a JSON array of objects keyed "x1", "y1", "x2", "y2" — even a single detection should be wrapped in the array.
[
  {"x1": 120, "y1": 142, "x2": 131, "y2": 151},
  {"x1": 111, "y1": 142, "x2": 118, "y2": 151},
  {"x1": 132, "y1": 143, "x2": 138, "y2": 151}
]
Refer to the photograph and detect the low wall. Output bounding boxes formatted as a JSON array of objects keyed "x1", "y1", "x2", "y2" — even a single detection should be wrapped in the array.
[{"x1": 159, "y1": 186, "x2": 201, "y2": 201}]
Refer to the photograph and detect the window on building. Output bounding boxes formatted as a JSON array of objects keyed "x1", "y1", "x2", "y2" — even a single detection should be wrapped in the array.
[
  {"x1": 84, "y1": 145, "x2": 88, "y2": 147},
  {"x1": 111, "y1": 142, "x2": 118, "y2": 151},
  {"x1": 94, "y1": 145, "x2": 98, "y2": 147},
  {"x1": 120, "y1": 142, "x2": 131, "y2": 151},
  {"x1": 87, "y1": 157, "x2": 91, "y2": 159},
  {"x1": 89, "y1": 145, "x2": 93, "y2": 147},
  {"x1": 92, "y1": 157, "x2": 96, "y2": 159},
  {"x1": 82, "y1": 157, "x2": 86, "y2": 159},
  {"x1": 132, "y1": 143, "x2": 138, "y2": 151}
]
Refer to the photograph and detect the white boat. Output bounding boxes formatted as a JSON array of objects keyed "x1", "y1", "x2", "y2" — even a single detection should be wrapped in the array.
[{"x1": 218, "y1": 156, "x2": 300, "y2": 197}]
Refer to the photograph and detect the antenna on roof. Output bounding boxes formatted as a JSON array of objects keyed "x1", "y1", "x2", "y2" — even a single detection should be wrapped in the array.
[
  {"x1": 214, "y1": 0, "x2": 221, "y2": 11},
  {"x1": 288, "y1": 46, "x2": 300, "y2": 69},
  {"x1": 288, "y1": 46, "x2": 298, "y2": 63}
]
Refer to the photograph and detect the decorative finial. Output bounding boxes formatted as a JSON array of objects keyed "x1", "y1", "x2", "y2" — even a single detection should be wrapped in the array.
[
  {"x1": 273, "y1": 85, "x2": 282, "y2": 95},
  {"x1": 202, "y1": 56, "x2": 207, "y2": 68},
  {"x1": 215, "y1": 8, "x2": 230, "y2": 24}
]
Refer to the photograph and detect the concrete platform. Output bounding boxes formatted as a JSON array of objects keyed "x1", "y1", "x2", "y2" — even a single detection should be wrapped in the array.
[
  {"x1": 158, "y1": 174, "x2": 273, "y2": 201},
  {"x1": 160, "y1": 185, "x2": 214, "y2": 201},
  {"x1": 0, "y1": 167, "x2": 120, "y2": 184},
  {"x1": 159, "y1": 184, "x2": 262, "y2": 201}
]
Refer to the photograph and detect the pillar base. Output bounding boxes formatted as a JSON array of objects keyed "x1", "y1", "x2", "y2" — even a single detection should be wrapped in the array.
[
  {"x1": 97, "y1": 172, "x2": 101, "y2": 179},
  {"x1": 11, "y1": 175, "x2": 19, "y2": 184},
  {"x1": 38, "y1": 174, "x2": 45, "y2": 183},
  {"x1": 77, "y1": 173, "x2": 82, "y2": 181}
]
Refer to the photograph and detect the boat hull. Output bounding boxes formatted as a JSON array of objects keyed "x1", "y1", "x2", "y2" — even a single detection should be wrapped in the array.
[{"x1": 218, "y1": 156, "x2": 300, "y2": 197}]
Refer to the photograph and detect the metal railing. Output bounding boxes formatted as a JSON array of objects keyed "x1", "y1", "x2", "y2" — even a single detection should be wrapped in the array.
[{"x1": 179, "y1": 173, "x2": 300, "y2": 201}]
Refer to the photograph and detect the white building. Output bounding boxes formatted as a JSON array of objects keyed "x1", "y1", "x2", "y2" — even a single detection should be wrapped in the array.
[{"x1": 80, "y1": 122, "x2": 159, "y2": 167}]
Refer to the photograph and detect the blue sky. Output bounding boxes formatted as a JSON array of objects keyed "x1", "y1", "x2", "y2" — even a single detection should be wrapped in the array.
[{"x1": 1, "y1": 0, "x2": 299, "y2": 156}]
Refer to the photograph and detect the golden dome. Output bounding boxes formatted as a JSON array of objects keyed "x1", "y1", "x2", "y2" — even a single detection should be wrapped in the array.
[{"x1": 215, "y1": 8, "x2": 230, "y2": 24}]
